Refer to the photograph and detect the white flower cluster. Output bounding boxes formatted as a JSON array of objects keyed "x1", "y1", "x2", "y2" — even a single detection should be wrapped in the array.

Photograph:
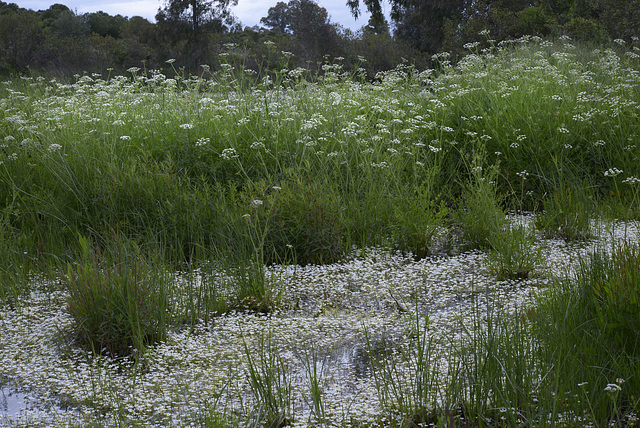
[
  {"x1": 220, "y1": 147, "x2": 238, "y2": 160},
  {"x1": 195, "y1": 137, "x2": 209, "y2": 147},
  {"x1": 48, "y1": 143, "x2": 62, "y2": 152},
  {"x1": 604, "y1": 168, "x2": 623, "y2": 177}
]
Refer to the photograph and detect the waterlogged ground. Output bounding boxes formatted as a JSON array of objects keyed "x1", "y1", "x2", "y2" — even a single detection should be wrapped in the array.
[{"x1": 0, "y1": 216, "x2": 638, "y2": 427}]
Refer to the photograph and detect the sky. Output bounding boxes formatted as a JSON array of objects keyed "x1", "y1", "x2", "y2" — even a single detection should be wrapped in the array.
[{"x1": 13, "y1": 0, "x2": 383, "y2": 32}]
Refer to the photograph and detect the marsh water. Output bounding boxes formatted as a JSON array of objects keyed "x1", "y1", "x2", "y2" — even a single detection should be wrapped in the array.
[{"x1": 1, "y1": 217, "x2": 638, "y2": 426}]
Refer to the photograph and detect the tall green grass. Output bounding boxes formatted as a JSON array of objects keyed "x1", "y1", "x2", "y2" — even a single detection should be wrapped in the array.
[{"x1": 2, "y1": 38, "x2": 639, "y2": 277}]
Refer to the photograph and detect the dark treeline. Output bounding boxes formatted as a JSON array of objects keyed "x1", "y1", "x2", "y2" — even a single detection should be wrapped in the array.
[{"x1": 1, "y1": 0, "x2": 639, "y2": 78}]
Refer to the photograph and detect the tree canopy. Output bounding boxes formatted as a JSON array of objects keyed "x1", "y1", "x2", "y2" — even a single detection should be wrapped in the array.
[
  {"x1": 0, "y1": 0, "x2": 638, "y2": 77},
  {"x1": 347, "y1": 0, "x2": 640, "y2": 53},
  {"x1": 156, "y1": 0, "x2": 238, "y2": 36}
]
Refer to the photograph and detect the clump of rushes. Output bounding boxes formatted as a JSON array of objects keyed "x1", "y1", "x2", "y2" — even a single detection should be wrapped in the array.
[
  {"x1": 251, "y1": 173, "x2": 345, "y2": 266},
  {"x1": 232, "y1": 257, "x2": 281, "y2": 313},
  {"x1": 366, "y1": 313, "x2": 440, "y2": 426},
  {"x1": 584, "y1": 244, "x2": 640, "y2": 354},
  {"x1": 62, "y1": 234, "x2": 169, "y2": 357},
  {"x1": 392, "y1": 177, "x2": 449, "y2": 260},
  {"x1": 486, "y1": 224, "x2": 543, "y2": 280},
  {"x1": 535, "y1": 183, "x2": 594, "y2": 241},
  {"x1": 454, "y1": 150, "x2": 506, "y2": 251},
  {"x1": 243, "y1": 331, "x2": 293, "y2": 427}
]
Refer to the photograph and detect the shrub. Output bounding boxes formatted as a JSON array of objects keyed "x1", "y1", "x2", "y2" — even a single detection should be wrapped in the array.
[{"x1": 62, "y1": 234, "x2": 169, "y2": 357}]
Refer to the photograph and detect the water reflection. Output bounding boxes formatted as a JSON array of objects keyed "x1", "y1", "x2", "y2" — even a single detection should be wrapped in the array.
[
  {"x1": 1, "y1": 386, "x2": 30, "y2": 419},
  {"x1": 0, "y1": 384, "x2": 76, "y2": 424}
]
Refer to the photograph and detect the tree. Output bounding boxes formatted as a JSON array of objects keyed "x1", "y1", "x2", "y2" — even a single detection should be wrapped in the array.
[
  {"x1": 38, "y1": 3, "x2": 71, "y2": 26},
  {"x1": 156, "y1": 0, "x2": 238, "y2": 38},
  {"x1": 348, "y1": 0, "x2": 466, "y2": 53},
  {"x1": 362, "y1": 9, "x2": 389, "y2": 36},
  {"x1": 0, "y1": 8, "x2": 43, "y2": 71},
  {"x1": 597, "y1": 0, "x2": 640, "y2": 40},
  {"x1": 261, "y1": 0, "x2": 342, "y2": 63},
  {"x1": 260, "y1": 1, "x2": 291, "y2": 33},
  {"x1": 50, "y1": 9, "x2": 90, "y2": 37},
  {"x1": 87, "y1": 11, "x2": 127, "y2": 38}
]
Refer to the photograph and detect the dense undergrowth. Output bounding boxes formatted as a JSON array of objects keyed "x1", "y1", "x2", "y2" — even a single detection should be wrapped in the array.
[{"x1": 1, "y1": 35, "x2": 640, "y2": 426}]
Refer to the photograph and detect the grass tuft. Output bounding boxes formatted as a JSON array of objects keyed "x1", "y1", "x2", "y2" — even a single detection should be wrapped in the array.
[{"x1": 62, "y1": 233, "x2": 169, "y2": 357}]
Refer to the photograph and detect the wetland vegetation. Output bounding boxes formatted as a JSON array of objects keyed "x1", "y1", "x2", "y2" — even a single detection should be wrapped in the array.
[{"x1": 1, "y1": 35, "x2": 639, "y2": 426}]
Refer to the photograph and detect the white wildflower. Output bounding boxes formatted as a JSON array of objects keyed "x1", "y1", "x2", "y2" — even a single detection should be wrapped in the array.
[
  {"x1": 605, "y1": 383, "x2": 622, "y2": 392},
  {"x1": 195, "y1": 137, "x2": 209, "y2": 147},
  {"x1": 372, "y1": 161, "x2": 389, "y2": 169},
  {"x1": 220, "y1": 148, "x2": 238, "y2": 160},
  {"x1": 329, "y1": 92, "x2": 342, "y2": 106},
  {"x1": 604, "y1": 168, "x2": 623, "y2": 177}
]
